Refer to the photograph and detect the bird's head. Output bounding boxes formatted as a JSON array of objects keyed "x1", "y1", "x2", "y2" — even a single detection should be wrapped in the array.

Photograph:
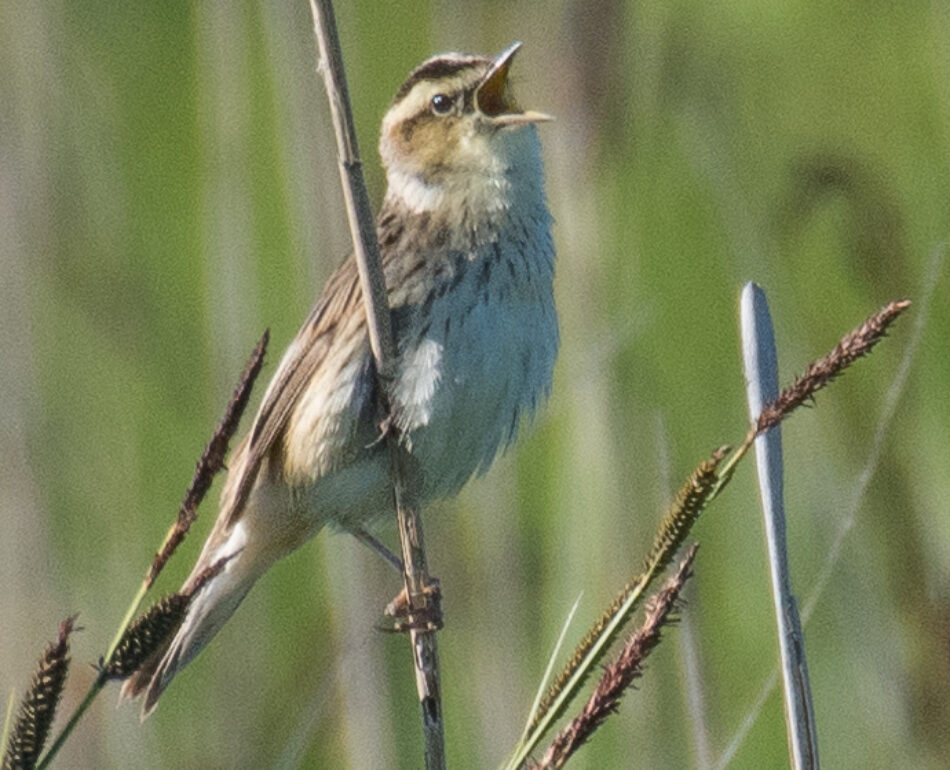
[{"x1": 379, "y1": 42, "x2": 552, "y2": 215}]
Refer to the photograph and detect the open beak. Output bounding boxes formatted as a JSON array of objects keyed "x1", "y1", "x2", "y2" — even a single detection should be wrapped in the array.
[{"x1": 476, "y1": 41, "x2": 553, "y2": 126}]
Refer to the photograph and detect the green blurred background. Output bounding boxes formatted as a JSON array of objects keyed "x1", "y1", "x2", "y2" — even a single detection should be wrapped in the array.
[{"x1": 2, "y1": 2, "x2": 948, "y2": 768}]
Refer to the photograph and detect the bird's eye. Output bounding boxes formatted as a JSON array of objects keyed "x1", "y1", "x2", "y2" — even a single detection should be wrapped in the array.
[{"x1": 430, "y1": 94, "x2": 452, "y2": 114}]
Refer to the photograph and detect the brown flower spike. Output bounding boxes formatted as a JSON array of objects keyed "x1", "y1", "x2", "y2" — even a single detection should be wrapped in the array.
[
  {"x1": 529, "y1": 446, "x2": 726, "y2": 735},
  {"x1": 2, "y1": 617, "x2": 76, "y2": 770},
  {"x1": 146, "y1": 330, "x2": 268, "y2": 588},
  {"x1": 534, "y1": 546, "x2": 698, "y2": 769},
  {"x1": 754, "y1": 299, "x2": 910, "y2": 437}
]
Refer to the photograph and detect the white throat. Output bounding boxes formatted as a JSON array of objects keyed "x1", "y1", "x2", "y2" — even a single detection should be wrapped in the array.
[
  {"x1": 385, "y1": 168, "x2": 449, "y2": 213},
  {"x1": 384, "y1": 127, "x2": 547, "y2": 220}
]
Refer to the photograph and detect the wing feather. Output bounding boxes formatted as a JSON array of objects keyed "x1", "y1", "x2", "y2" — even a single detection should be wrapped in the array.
[
  {"x1": 222, "y1": 257, "x2": 366, "y2": 530},
  {"x1": 217, "y1": 206, "x2": 413, "y2": 531}
]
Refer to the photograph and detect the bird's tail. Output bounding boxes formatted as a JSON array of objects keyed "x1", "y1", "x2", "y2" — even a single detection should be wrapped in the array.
[{"x1": 120, "y1": 523, "x2": 269, "y2": 717}]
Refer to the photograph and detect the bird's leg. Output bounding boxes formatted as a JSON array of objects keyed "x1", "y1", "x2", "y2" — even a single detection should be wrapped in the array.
[
  {"x1": 351, "y1": 528, "x2": 443, "y2": 631},
  {"x1": 352, "y1": 527, "x2": 404, "y2": 572}
]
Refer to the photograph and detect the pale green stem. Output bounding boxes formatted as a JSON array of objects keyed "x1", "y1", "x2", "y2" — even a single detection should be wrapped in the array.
[
  {"x1": 35, "y1": 572, "x2": 154, "y2": 769},
  {"x1": 1, "y1": 687, "x2": 15, "y2": 760}
]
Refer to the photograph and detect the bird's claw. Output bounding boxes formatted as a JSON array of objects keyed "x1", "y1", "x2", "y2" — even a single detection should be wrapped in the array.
[
  {"x1": 368, "y1": 412, "x2": 396, "y2": 448},
  {"x1": 379, "y1": 578, "x2": 442, "y2": 633}
]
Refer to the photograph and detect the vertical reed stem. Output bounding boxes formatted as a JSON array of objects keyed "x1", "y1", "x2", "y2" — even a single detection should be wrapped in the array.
[{"x1": 307, "y1": 3, "x2": 444, "y2": 766}]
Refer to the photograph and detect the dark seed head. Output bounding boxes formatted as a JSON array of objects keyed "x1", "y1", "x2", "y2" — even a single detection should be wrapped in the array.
[
  {"x1": 2, "y1": 617, "x2": 76, "y2": 770},
  {"x1": 101, "y1": 594, "x2": 189, "y2": 680}
]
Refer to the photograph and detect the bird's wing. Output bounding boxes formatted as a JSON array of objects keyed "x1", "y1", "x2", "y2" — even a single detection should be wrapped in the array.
[{"x1": 221, "y1": 256, "x2": 367, "y2": 530}]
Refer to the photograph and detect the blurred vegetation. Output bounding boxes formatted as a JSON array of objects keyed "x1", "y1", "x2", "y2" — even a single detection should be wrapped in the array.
[{"x1": 2, "y1": 1, "x2": 948, "y2": 768}]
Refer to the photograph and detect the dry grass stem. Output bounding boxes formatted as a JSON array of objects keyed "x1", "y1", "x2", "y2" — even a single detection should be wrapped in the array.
[
  {"x1": 528, "y1": 447, "x2": 726, "y2": 735},
  {"x1": 2, "y1": 618, "x2": 77, "y2": 770},
  {"x1": 309, "y1": 1, "x2": 444, "y2": 766},
  {"x1": 147, "y1": 330, "x2": 269, "y2": 587},
  {"x1": 753, "y1": 299, "x2": 910, "y2": 438},
  {"x1": 532, "y1": 546, "x2": 698, "y2": 770}
]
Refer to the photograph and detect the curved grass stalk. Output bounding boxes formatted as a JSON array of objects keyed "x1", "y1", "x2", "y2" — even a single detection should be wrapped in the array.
[{"x1": 503, "y1": 449, "x2": 725, "y2": 770}]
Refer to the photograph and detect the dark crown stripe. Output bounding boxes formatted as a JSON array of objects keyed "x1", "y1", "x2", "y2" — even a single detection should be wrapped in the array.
[{"x1": 393, "y1": 55, "x2": 486, "y2": 103}]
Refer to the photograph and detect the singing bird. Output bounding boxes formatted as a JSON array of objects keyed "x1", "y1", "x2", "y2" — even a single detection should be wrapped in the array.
[{"x1": 123, "y1": 42, "x2": 557, "y2": 714}]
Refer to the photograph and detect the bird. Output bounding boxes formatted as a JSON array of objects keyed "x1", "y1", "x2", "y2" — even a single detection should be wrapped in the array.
[{"x1": 122, "y1": 41, "x2": 558, "y2": 715}]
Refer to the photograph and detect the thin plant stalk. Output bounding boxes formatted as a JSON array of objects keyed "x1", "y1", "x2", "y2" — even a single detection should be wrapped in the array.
[
  {"x1": 35, "y1": 675, "x2": 105, "y2": 770},
  {"x1": 501, "y1": 446, "x2": 722, "y2": 770},
  {"x1": 504, "y1": 575, "x2": 655, "y2": 769},
  {"x1": 307, "y1": 2, "x2": 444, "y2": 767},
  {"x1": 35, "y1": 335, "x2": 267, "y2": 769},
  {"x1": 35, "y1": 472, "x2": 229, "y2": 769},
  {"x1": 33, "y1": 501, "x2": 179, "y2": 770},
  {"x1": 740, "y1": 282, "x2": 819, "y2": 769},
  {"x1": 1, "y1": 689, "x2": 14, "y2": 761},
  {"x1": 717, "y1": 280, "x2": 924, "y2": 768},
  {"x1": 517, "y1": 594, "x2": 584, "y2": 750},
  {"x1": 506, "y1": 296, "x2": 908, "y2": 768},
  {"x1": 532, "y1": 546, "x2": 698, "y2": 770}
]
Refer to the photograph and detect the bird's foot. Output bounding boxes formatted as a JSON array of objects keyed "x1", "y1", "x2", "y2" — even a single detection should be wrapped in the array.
[
  {"x1": 381, "y1": 578, "x2": 442, "y2": 633},
  {"x1": 369, "y1": 410, "x2": 400, "y2": 448}
]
